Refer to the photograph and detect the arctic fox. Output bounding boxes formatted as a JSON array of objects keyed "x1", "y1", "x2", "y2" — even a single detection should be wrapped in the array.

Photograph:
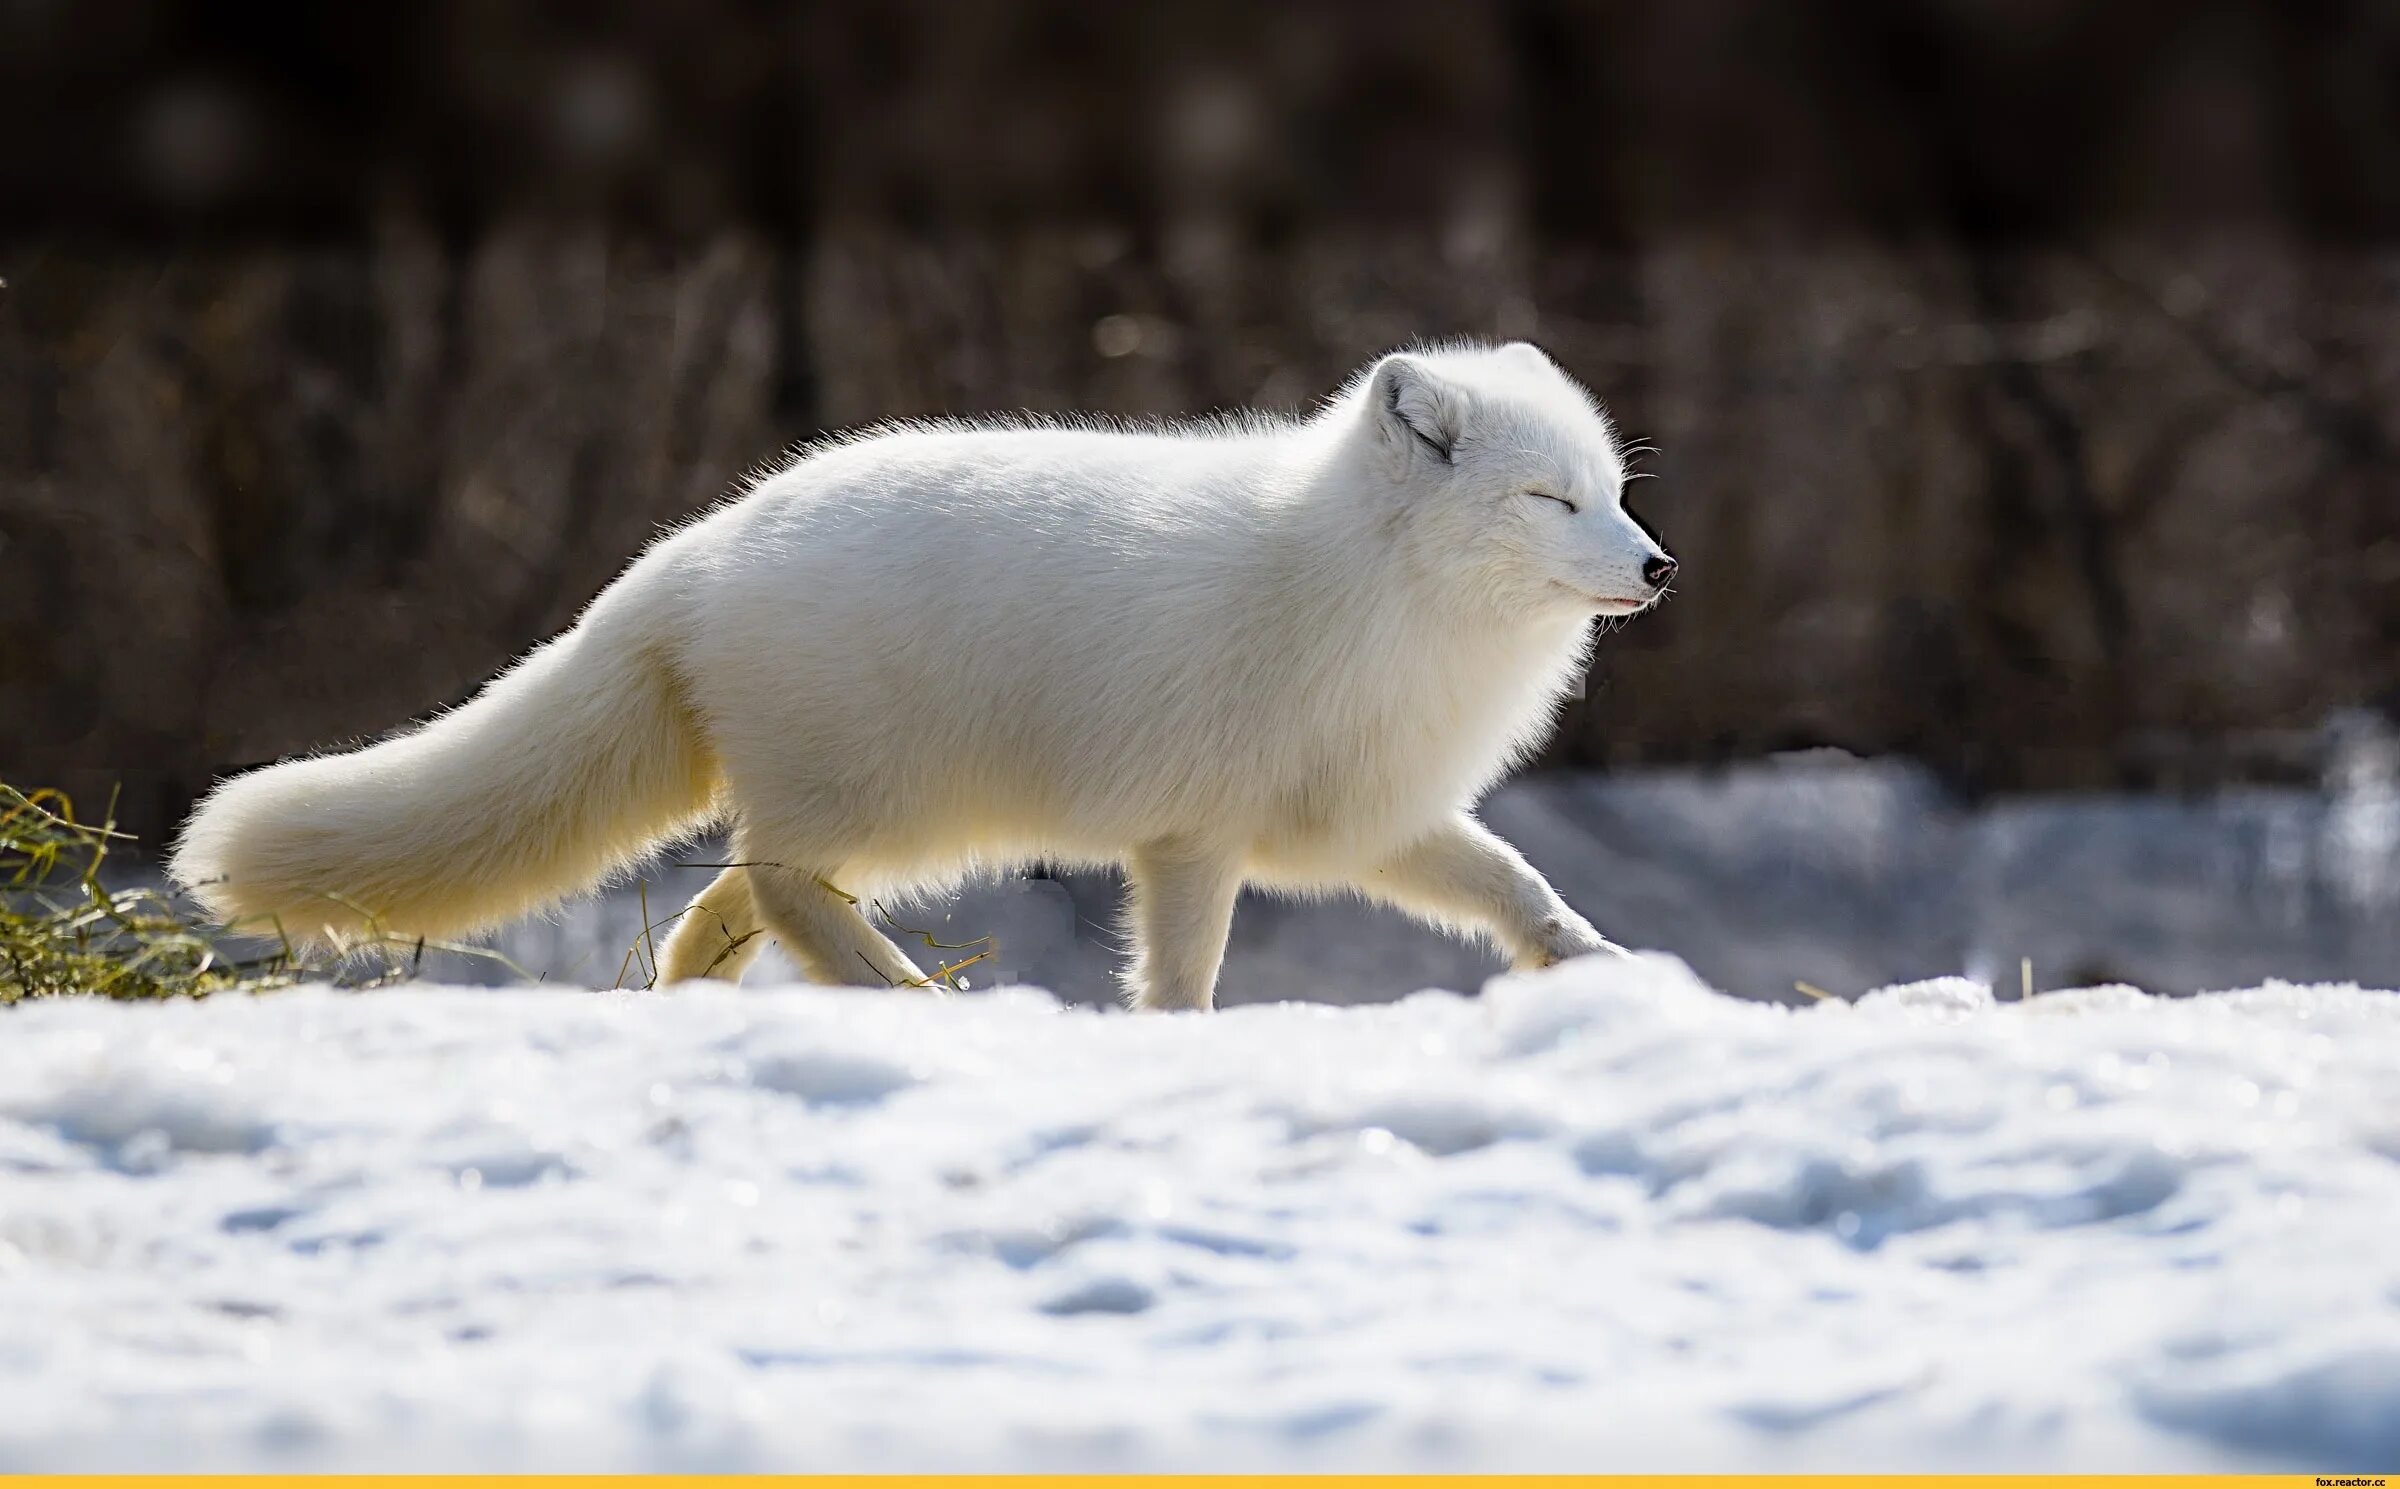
[{"x1": 172, "y1": 341, "x2": 1676, "y2": 1010}]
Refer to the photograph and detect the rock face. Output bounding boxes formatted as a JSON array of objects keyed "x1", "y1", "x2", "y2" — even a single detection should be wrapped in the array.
[{"x1": 5, "y1": 3, "x2": 2398, "y2": 840}]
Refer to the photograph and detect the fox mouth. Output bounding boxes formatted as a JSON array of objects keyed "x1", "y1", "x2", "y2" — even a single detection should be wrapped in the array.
[{"x1": 1556, "y1": 582, "x2": 1656, "y2": 614}]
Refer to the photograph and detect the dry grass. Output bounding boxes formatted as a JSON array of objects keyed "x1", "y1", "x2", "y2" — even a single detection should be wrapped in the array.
[
  {"x1": 1, "y1": 780, "x2": 520, "y2": 1003},
  {"x1": 6, "y1": 777, "x2": 998, "y2": 1001}
]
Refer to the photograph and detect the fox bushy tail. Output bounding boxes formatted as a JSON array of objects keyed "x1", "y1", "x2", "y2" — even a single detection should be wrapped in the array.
[{"x1": 171, "y1": 610, "x2": 718, "y2": 946}]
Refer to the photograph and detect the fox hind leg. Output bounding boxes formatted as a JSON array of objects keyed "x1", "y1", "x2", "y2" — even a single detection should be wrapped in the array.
[
  {"x1": 747, "y1": 863, "x2": 932, "y2": 989},
  {"x1": 655, "y1": 866, "x2": 768, "y2": 984}
]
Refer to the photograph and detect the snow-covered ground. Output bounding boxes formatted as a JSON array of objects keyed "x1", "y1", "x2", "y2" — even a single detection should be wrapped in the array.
[{"x1": 3, "y1": 959, "x2": 2398, "y2": 1472}]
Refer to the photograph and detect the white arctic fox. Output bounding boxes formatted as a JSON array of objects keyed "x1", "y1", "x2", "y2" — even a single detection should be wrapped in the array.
[{"x1": 172, "y1": 341, "x2": 1676, "y2": 1009}]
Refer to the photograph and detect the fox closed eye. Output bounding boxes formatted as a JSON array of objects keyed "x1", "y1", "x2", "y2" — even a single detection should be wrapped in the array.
[{"x1": 1528, "y1": 491, "x2": 1578, "y2": 515}]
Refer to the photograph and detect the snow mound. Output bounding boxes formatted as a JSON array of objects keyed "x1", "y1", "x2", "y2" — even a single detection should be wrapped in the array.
[{"x1": 2, "y1": 960, "x2": 2397, "y2": 1471}]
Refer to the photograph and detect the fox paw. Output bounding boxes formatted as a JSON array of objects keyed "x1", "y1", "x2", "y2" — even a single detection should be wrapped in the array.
[{"x1": 1526, "y1": 915, "x2": 1624, "y2": 968}]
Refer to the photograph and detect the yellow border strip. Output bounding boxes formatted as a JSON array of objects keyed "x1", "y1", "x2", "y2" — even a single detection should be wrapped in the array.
[{"x1": 0, "y1": 1477, "x2": 2368, "y2": 1487}]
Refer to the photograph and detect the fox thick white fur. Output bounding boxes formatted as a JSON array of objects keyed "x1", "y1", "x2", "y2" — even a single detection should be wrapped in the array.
[{"x1": 172, "y1": 341, "x2": 1675, "y2": 1009}]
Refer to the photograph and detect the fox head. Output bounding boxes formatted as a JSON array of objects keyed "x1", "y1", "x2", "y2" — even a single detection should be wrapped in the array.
[{"x1": 1353, "y1": 341, "x2": 1674, "y2": 621}]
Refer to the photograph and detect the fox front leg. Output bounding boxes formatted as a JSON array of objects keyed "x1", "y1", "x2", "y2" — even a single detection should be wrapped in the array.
[{"x1": 1362, "y1": 812, "x2": 1624, "y2": 969}]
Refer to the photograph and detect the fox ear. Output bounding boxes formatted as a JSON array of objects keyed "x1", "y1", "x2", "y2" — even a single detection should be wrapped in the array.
[{"x1": 1369, "y1": 354, "x2": 1465, "y2": 466}]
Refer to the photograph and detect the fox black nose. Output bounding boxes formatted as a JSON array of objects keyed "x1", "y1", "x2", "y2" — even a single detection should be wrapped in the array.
[{"x1": 1643, "y1": 554, "x2": 1678, "y2": 589}]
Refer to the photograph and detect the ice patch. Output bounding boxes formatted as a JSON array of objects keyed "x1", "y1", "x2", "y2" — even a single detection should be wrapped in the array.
[
  {"x1": 737, "y1": 1039, "x2": 920, "y2": 1106},
  {"x1": 1038, "y1": 1275, "x2": 1156, "y2": 1316},
  {"x1": 6, "y1": 1046, "x2": 276, "y2": 1162},
  {"x1": 2137, "y1": 1339, "x2": 2400, "y2": 1464}
]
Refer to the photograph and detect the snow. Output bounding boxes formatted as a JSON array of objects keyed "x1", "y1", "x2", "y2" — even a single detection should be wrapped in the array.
[{"x1": 3, "y1": 959, "x2": 2398, "y2": 1471}]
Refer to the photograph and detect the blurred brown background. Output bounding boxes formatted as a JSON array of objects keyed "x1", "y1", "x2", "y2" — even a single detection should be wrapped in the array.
[{"x1": 5, "y1": 0, "x2": 2398, "y2": 846}]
